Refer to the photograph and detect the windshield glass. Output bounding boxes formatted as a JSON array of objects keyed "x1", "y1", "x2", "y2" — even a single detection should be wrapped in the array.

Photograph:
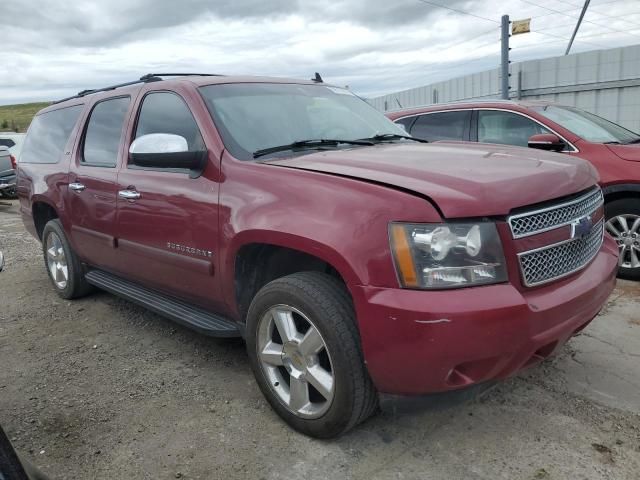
[
  {"x1": 199, "y1": 83, "x2": 406, "y2": 159},
  {"x1": 532, "y1": 105, "x2": 640, "y2": 144}
]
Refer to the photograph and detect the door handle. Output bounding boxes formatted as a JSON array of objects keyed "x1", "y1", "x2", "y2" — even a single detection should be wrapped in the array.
[
  {"x1": 118, "y1": 189, "x2": 141, "y2": 200},
  {"x1": 69, "y1": 182, "x2": 86, "y2": 192}
]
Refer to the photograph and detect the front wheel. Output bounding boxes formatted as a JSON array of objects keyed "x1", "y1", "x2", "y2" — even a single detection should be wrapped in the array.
[
  {"x1": 605, "y1": 198, "x2": 640, "y2": 281},
  {"x1": 245, "y1": 272, "x2": 377, "y2": 438}
]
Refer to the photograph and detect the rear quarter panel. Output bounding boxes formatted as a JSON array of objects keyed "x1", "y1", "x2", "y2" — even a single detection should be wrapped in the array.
[{"x1": 17, "y1": 105, "x2": 87, "y2": 240}]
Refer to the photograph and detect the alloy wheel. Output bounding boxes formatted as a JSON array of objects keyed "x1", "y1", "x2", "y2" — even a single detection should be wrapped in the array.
[
  {"x1": 606, "y1": 214, "x2": 640, "y2": 269},
  {"x1": 46, "y1": 232, "x2": 68, "y2": 289},
  {"x1": 256, "y1": 304, "x2": 335, "y2": 418}
]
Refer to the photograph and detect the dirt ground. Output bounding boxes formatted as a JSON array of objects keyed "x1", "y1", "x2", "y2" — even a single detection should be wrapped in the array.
[{"x1": 1, "y1": 199, "x2": 639, "y2": 480}]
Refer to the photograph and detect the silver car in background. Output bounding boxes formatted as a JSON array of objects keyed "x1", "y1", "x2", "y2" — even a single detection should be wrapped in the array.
[{"x1": 0, "y1": 146, "x2": 17, "y2": 198}]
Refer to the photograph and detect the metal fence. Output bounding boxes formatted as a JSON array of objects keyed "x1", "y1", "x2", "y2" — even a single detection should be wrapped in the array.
[{"x1": 369, "y1": 44, "x2": 640, "y2": 133}]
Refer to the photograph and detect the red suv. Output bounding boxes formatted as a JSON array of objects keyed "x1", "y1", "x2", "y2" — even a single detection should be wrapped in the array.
[
  {"x1": 387, "y1": 100, "x2": 640, "y2": 280},
  {"x1": 17, "y1": 75, "x2": 618, "y2": 438}
]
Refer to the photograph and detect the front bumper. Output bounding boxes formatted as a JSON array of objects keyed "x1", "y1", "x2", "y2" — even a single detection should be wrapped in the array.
[{"x1": 352, "y1": 235, "x2": 619, "y2": 396}]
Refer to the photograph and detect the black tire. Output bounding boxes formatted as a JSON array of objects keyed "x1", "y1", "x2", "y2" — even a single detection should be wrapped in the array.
[
  {"x1": 41, "y1": 219, "x2": 93, "y2": 299},
  {"x1": 246, "y1": 271, "x2": 378, "y2": 438},
  {"x1": 605, "y1": 198, "x2": 640, "y2": 281}
]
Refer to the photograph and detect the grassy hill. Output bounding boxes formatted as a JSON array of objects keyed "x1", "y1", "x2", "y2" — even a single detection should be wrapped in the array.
[{"x1": 0, "y1": 102, "x2": 50, "y2": 133}]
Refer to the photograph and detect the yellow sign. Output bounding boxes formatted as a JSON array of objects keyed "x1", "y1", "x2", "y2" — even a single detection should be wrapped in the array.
[{"x1": 512, "y1": 18, "x2": 531, "y2": 35}]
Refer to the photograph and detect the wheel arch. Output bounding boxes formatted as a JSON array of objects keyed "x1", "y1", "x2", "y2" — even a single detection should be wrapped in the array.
[
  {"x1": 229, "y1": 232, "x2": 360, "y2": 321},
  {"x1": 602, "y1": 183, "x2": 640, "y2": 204},
  {"x1": 31, "y1": 199, "x2": 60, "y2": 240}
]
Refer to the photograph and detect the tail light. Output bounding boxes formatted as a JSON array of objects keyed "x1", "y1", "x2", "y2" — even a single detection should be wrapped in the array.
[{"x1": 10, "y1": 155, "x2": 17, "y2": 170}]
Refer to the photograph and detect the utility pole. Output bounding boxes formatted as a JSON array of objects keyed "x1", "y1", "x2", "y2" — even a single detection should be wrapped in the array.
[
  {"x1": 565, "y1": 0, "x2": 591, "y2": 55},
  {"x1": 501, "y1": 14, "x2": 510, "y2": 99}
]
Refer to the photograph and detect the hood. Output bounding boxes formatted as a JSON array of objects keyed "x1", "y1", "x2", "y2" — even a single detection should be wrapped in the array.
[
  {"x1": 265, "y1": 142, "x2": 598, "y2": 218},
  {"x1": 605, "y1": 143, "x2": 640, "y2": 162}
]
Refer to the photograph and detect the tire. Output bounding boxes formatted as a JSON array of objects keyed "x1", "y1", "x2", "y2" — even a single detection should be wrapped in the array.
[
  {"x1": 41, "y1": 219, "x2": 93, "y2": 299},
  {"x1": 246, "y1": 271, "x2": 378, "y2": 438},
  {"x1": 605, "y1": 198, "x2": 640, "y2": 281}
]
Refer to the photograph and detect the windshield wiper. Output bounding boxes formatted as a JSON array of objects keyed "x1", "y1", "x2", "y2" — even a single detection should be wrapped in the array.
[
  {"x1": 359, "y1": 133, "x2": 428, "y2": 144},
  {"x1": 624, "y1": 138, "x2": 640, "y2": 144},
  {"x1": 253, "y1": 139, "x2": 374, "y2": 159}
]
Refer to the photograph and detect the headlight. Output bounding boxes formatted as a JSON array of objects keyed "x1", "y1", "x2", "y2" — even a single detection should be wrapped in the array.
[{"x1": 389, "y1": 222, "x2": 508, "y2": 289}]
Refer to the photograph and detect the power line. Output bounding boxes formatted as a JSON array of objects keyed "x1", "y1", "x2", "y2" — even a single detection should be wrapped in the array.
[
  {"x1": 553, "y1": 0, "x2": 640, "y2": 30},
  {"x1": 414, "y1": 0, "x2": 500, "y2": 24},
  {"x1": 526, "y1": 28, "x2": 611, "y2": 49},
  {"x1": 519, "y1": 0, "x2": 640, "y2": 39},
  {"x1": 512, "y1": 25, "x2": 640, "y2": 48},
  {"x1": 443, "y1": 27, "x2": 500, "y2": 52}
]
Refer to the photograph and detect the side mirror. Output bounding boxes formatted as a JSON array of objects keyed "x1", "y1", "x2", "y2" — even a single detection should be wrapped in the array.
[
  {"x1": 129, "y1": 133, "x2": 206, "y2": 171},
  {"x1": 0, "y1": 251, "x2": 4, "y2": 272},
  {"x1": 528, "y1": 133, "x2": 565, "y2": 152}
]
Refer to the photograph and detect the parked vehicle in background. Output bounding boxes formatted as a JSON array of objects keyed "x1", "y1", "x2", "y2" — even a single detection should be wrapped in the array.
[
  {"x1": 0, "y1": 146, "x2": 17, "y2": 198},
  {"x1": 17, "y1": 74, "x2": 617, "y2": 438},
  {"x1": 0, "y1": 133, "x2": 26, "y2": 160},
  {"x1": 387, "y1": 100, "x2": 640, "y2": 280}
]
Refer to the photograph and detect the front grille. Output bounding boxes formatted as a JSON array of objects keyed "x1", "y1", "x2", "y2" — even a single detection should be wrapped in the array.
[
  {"x1": 518, "y1": 219, "x2": 604, "y2": 287},
  {"x1": 508, "y1": 188, "x2": 603, "y2": 239}
]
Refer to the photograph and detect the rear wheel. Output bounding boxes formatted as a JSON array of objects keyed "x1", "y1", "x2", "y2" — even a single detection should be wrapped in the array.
[
  {"x1": 605, "y1": 198, "x2": 640, "y2": 280},
  {"x1": 246, "y1": 272, "x2": 377, "y2": 438},
  {"x1": 41, "y1": 219, "x2": 93, "y2": 299}
]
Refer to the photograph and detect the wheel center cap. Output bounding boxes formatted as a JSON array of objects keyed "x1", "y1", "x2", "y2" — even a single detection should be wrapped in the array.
[{"x1": 282, "y1": 342, "x2": 306, "y2": 374}]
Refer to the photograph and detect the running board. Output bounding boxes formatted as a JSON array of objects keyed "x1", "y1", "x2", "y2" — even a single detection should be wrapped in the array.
[{"x1": 85, "y1": 270, "x2": 241, "y2": 338}]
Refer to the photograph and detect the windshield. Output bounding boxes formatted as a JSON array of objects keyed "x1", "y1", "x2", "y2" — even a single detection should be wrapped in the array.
[
  {"x1": 199, "y1": 83, "x2": 406, "y2": 159},
  {"x1": 532, "y1": 105, "x2": 640, "y2": 144}
]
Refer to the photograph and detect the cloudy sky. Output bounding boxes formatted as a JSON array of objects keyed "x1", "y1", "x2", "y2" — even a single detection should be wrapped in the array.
[{"x1": 1, "y1": 0, "x2": 639, "y2": 104}]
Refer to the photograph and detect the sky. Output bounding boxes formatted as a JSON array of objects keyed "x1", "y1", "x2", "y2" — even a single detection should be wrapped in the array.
[{"x1": 1, "y1": 0, "x2": 639, "y2": 105}]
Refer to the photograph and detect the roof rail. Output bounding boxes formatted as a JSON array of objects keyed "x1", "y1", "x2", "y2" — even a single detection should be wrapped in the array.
[{"x1": 52, "y1": 73, "x2": 223, "y2": 105}]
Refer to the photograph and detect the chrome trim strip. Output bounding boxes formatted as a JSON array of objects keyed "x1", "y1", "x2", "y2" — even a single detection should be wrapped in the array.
[
  {"x1": 507, "y1": 188, "x2": 603, "y2": 239},
  {"x1": 393, "y1": 108, "x2": 472, "y2": 122},
  {"x1": 517, "y1": 219, "x2": 604, "y2": 287}
]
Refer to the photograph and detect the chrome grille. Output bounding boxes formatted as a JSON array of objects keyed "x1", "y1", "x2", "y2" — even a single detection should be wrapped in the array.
[
  {"x1": 508, "y1": 188, "x2": 603, "y2": 239},
  {"x1": 518, "y1": 219, "x2": 604, "y2": 287}
]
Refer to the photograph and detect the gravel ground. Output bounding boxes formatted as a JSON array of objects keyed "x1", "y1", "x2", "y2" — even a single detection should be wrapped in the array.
[{"x1": 1, "y1": 199, "x2": 639, "y2": 480}]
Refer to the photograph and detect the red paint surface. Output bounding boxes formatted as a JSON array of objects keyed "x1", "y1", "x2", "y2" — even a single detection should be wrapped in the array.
[
  {"x1": 386, "y1": 101, "x2": 640, "y2": 193},
  {"x1": 17, "y1": 79, "x2": 618, "y2": 396}
]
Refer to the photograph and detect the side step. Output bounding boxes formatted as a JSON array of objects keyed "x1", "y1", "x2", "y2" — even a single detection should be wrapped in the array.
[{"x1": 85, "y1": 270, "x2": 241, "y2": 338}]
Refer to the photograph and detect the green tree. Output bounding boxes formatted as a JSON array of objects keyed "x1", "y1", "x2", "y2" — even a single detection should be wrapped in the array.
[{"x1": 0, "y1": 120, "x2": 7, "y2": 129}]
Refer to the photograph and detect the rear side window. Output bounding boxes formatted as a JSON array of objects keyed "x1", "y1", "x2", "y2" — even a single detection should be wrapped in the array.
[
  {"x1": 82, "y1": 97, "x2": 130, "y2": 167},
  {"x1": 410, "y1": 111, "x2": 471, "y2": 141},
  {"x1": 134, "y1": 92, "x2": 204, "y2": 152},
  {"x1": 0, "y1": 139, "x2": 15, "y2": 149},
  {"x1": 21, "y1": 105, "x2": 83, "y2": 164}
]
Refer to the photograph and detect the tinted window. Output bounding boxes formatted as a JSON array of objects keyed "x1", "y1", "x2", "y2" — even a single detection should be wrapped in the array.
[
  {"x1": 134, "y1": 92, "x2": 203, "y2": 152},
  {"x1": 0, "y1": 139, "x2": 15, "y2": 149},
  {"x1": 478, "y1": 110, "x2": 550, "y2": 147},
  {"x1": 410, "y1": 111, "x2": 470, "y2": 141},
  {"x1": 20, "y1": 106, "x2": 83, "y2": 164},
  {"x1": 83, "y1": 97, "x2": 130, "y2": 166}
]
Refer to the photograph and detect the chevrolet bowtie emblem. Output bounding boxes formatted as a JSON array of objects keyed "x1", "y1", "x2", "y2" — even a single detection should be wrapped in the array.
[{"x1": 570, "y1": 215, "x2": 593, "y2": 240}]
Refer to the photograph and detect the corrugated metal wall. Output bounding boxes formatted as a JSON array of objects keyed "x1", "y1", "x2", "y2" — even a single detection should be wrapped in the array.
[{"x1": 369, "y1": 44, "x2": 640, "y2": 133}]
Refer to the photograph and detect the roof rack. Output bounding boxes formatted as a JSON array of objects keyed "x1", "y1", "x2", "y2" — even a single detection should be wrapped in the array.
[{"x1": 52, "y1": 73, "x2": 223, "y2": 105}]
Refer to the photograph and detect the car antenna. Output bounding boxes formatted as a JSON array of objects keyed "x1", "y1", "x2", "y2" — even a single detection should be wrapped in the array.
[{"x1": 312, "y1": 72, "x2": 323, "y2": 83}]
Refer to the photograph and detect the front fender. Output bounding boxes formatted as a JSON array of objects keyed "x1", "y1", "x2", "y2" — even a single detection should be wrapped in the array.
[{"x1": 218, "y1": 155, "x2": 441, "y2": 309}]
